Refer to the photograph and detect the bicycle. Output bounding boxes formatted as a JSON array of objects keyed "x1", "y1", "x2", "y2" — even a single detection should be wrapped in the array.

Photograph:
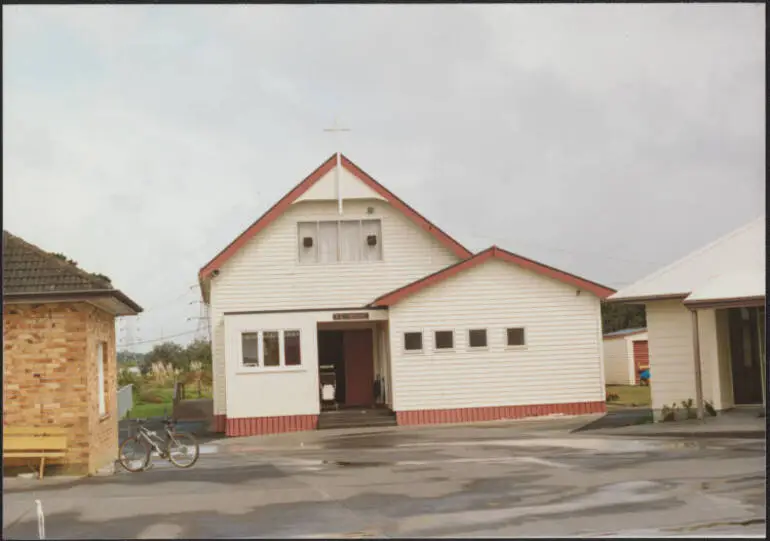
[{"x1": 118, "y1": 417, "x2": 200, "y2": 473}]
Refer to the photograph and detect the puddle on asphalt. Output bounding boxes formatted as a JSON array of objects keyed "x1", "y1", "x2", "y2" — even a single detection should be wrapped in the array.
[{"x1": 322, "y1": 460, "x2": 388, "y2": 468}]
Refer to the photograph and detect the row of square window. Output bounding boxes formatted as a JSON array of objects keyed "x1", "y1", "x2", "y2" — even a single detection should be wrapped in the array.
[
  {"x1": 403, "y1": 327, "x2": 526, "y2": 352},
  {"x1": 241, "y1": 330, "x2": 302, "y2": 368}
]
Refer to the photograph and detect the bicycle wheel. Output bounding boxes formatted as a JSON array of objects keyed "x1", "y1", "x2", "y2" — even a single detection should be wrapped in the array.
[
  {"x1": 166, "y1": 431, "x2": 199, "y2": 468},
  {"x1": 118, "y1": 436, "x2": 151, "y2": 473}
]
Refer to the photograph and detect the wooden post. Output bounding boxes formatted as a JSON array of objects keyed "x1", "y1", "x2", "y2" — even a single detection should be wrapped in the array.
[
  {"x1": 39, "y1": 457, "x2": 46, "y2": 480},
  {"x1": 691, "y1": 309, "x2": 705, "y2": 421}
]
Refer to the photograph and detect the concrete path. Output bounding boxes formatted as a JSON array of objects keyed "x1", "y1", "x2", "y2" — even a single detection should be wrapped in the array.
[{"x1": 3, "y1": 417, "x2": 765, "y2": 539}]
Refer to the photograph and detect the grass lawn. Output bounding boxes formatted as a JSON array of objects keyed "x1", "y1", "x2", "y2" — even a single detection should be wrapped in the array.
[
  {"x1": 125, "y1": 402, "x2": 173, "y2": 419},
  {"x1": 606, "y1": 384, "x2": 651, "y2": 408}
]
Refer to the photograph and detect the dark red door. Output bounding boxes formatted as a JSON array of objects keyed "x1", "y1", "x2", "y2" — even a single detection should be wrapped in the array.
[
  {"x1": 633, "y1": 340, "x2": 649, "y2": 385},
  {"x1": 343, "y1": 329, "x2": 374, "y2": 407}
]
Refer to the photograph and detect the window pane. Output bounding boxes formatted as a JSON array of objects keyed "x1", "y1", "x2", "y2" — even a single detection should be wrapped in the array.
[
  {"x1": 262, "y1": 331, "x2": 280, "y2": 367},
  {"x1": 339, "y1": 221, "x2": 362, "y2": 262},
  {"x1": 507, "y1": 328, "x2": 525, "y2": 346},
  {"x1": 404, "y1": 332, "x2": 423, "y2": 351},
  {"x1": 242, "y1": 333, "x2": 259, "y2": 367},
  {"x1": 298, "y1": 222, "x2": 318, "y2": 264},
  {"x1": 318, "y1": 221, "x2": 339, "y2": 263},
  {"x1": 435, "y1": 331, "x2": 454, "y2": 349},
  {"x1": 362, "y1": 219, "x2": 383, "y2": 261},
  {"x1": 284, "y1": 330, "x2": 301, "y2": 366},
  {"x1": 469, "y1": 329, "x2": 487, "y2": 348}
]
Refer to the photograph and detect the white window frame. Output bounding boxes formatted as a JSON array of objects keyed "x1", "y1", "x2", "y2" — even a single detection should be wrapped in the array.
[
  {"x1": 97, "y1": 341, "x2": 106, "y2": 417},
  {"x1": 433, "y1": 329, "x2": 455, "y2": 352},
  {"x1": 504, "y1": 327, "x2": 527, "y2": 350},
  {"x1": 297, "y1": 218, "x2": 383, "y2": 265},
  {"x1": 403, "y1": 330, "x2": 424, "y2": 354},
  {"x1": 467, "y1": 328, "x2": 489, "y2": 350},
  {"x1": 237, "y1": 329, "x2": 306, "y2": 374}
]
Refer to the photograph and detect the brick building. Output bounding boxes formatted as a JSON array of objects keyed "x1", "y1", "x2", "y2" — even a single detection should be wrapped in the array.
[{"x1": 3, "y1": 231, "x2": 142, "y2": 475}]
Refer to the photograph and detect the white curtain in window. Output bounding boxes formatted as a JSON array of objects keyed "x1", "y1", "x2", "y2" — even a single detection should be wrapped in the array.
[
  {"x1": 339, "y1": 221, "x2": 362, "y2": 262},
  {"x1": 362, "y1": 219, "x2": 383, "y2": 261},
  {"x1": 318, "y1": 222, "x2": 339, "y2": 263},
  {"x1": 97, "y1": 342, "x2": 106, "y2": 415},
  {"x1": 297, "y1": 222, "x2": 318, "y2": 264}
]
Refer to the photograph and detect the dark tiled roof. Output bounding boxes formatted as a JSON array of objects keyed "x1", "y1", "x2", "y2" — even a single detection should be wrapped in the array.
[{"x1": 2, "y1": 230, "x2": 114, "y2": 295}]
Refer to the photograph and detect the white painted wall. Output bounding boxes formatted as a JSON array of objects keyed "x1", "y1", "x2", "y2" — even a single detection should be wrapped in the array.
[
  {"x1": 603, "y1": 332, "x2": 650, "y2": 385},
  {"x1": 295, "y1": 165, "x2": 387, "y2": 202},
  {"x1": 223, "y1": 309, "x2": 388, "y2": 419},
  {"x1": 603, "y1": 338, "x2": 632, "y2": 385},
  {"x1": 209, "y1": 198, "x2": 460, "y2": 416},
  {"x1": 388, "y1": 259, "x2": 605, "y2": 412},
  {"x1": 645, "y1": 301, "x2": 727, "y2": 419}
]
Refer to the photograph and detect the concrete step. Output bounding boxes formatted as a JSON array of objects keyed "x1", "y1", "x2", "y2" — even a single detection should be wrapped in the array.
[{"x1": 317, "y1": 411, "x2": 397, "y2": 430}]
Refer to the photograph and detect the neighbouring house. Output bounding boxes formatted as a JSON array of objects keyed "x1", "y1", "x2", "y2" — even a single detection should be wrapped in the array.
[
  {"x1": 2, "y1": 231, "x2": 143, "y2": 475},
  {"x1": 602, "y1": 328, "x2": 650, "y2": 385},
  {"x1": 608, "y1": 216, "x2": 765, "y2": 421},
  {"x1": 198, "y1": 154, "x2": 616, "y2": 437}
]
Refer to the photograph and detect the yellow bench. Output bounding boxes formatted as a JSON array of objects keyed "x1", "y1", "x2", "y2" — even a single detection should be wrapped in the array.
[{"x1": 3, "y1": 426, "x2": 68, "y2": 479}]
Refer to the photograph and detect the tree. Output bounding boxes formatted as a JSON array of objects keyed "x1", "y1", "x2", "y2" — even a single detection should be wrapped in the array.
[
  {"x1": 601, "y1": 302, "x2": 647, "y2": 334},
  {"x1": 145, "y1": 341, "x2": 186, "y2": 372},
  {"x1": 184, "y1": 339, "x2": 212, "y2": 370}
]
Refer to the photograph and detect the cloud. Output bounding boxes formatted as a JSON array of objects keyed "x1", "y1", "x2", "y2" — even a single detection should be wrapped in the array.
[{"x1": 3, "y1": 4, "x2": 764, "y2": 350}]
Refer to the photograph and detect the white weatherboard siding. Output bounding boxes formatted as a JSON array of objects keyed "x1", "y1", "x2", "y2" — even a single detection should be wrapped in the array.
[
  {"x1": 295, "y1": 165, "x2": 387, "y2": 202},
  {"x1": 603, "y1": 333, "x2": 649, "y2": 385},
  {"x1": 210, "y1": 198, "x2": 460, "y2": 417},
  {"x1": 645, "y1": 301, "x2": 725, "y2": 418},
  {"x1": 603, "y1": 338, "x2": 632, "y2": 385},
  {"x1": 389, "y1": 259, "x2": 605, "y2": 412}
]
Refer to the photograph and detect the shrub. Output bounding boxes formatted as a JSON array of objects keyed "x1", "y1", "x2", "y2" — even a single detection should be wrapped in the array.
[
  {"x1": 661, "y1": 403, "x2": 677, "y2": 422},
  {"x1": 681, "y1": 398, "x2": 696, "y2": 419},
  {"x1": 704, "y1": 401, "x2": 718, "y2": 417},
  {"x1": 138, "y1": 388, "x2": 165, "y2": 404}
]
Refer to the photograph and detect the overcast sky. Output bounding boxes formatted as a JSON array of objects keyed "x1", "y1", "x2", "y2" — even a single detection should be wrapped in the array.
[{"x1": 3, "y1": 4, "x2": 765, "y2": 352}]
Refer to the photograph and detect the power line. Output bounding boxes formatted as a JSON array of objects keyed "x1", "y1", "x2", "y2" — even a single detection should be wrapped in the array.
[{"x1": 119, "y1": 328, "x2": 199, "y2": 348}]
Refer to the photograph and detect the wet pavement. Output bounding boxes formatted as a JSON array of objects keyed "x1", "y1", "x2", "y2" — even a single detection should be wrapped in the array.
[{"x1": 3, "y1": 423, "x2": 766, "y2": 538}]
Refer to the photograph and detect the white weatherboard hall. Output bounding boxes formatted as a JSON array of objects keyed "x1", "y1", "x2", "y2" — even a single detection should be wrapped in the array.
[
  {"x1": 199, "y1": 154, "x2": 616, "y2": 436},
  {"x1": 609, "y1": 216, "x2": 766, "y2": 421}
]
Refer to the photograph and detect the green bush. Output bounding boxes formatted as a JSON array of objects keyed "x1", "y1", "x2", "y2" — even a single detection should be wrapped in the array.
[{"x1": 138, "y1": 388, "x2": 166, "y2": 404}]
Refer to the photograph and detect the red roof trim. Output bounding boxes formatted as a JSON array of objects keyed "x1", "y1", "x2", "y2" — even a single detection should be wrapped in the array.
[
  {"x1": 370, "y1": 245, "x2": 616, "y2": 307},
  {"x1": 199, "y1": 154, "x2": 472, "y2": 280}
]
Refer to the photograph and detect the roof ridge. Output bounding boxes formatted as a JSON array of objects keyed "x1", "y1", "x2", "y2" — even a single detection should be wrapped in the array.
[
  {"x1": 612, "y1": 215, "x2": 765, "y2": 298},
  {"x1": 2, "y1": 230, "x2": 114, "y2": 291}
]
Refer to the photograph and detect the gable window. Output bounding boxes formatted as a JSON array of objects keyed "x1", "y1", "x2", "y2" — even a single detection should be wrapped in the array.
[
  {"x1": 298, "y1": 220, "x2": 382, "y2": 264},
  {"x1": 240, "y1": 330, "x2": 303, "y2": 369},
  {"x1": 506, "y1": 328, "x2": 526, "y2": 347},
  {"x1": 435, "y1": 330, "x2": 454, "y2": 350},
  {"x1": 404, "y1": 332, "x2": 423, "y2": 352},
  {"x1": 242, "y1": 333, "x2": 259, "y2": 367},
  {"x1": 96, "y1": 341, "x2": 107, "y2": 416},
  {"x1": 468, "y1": 329, "x2": 487, "y2": 348}
]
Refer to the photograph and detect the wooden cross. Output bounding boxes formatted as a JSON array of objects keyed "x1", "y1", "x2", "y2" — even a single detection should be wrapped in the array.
[{"x1": 323, "y1": 118, "x2": 351, "y2": 214}]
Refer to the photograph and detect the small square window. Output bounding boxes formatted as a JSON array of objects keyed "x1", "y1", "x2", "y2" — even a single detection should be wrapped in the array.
[
  {"x1": 468, "y1": 329, "x2": 487, "y2": 348},
  {"x1": 435, "y1": 331, "x2": 454, "y2": 350},
  {"x1": 507, "y1": 328, "x2": 526, "y2": 346},
  {"x1": 242, "y1": 333, "x2": 259, "y2": 367},
  {"x1": 404, "y1": 332, "x2": 423, "y2": 351}
]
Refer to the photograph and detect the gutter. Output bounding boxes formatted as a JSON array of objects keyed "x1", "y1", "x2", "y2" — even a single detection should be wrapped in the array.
[{"x1": 3, "y1": 289, "x2": 143, "y2": 314}]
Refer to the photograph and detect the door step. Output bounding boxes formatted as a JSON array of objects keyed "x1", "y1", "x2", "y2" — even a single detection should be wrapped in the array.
[{"x1": 317, "y1": 409, "x2": 397, "y2": 430}]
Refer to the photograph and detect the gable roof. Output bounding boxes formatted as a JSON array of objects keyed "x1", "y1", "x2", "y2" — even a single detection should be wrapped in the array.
[
  {"x1": 2, "y1": 231, "x2": 143, "y2": 314},
  {"x1": 198, "y1": 154, "x2": 473, "y2": 282},
  {"x1": 609, "y1": 216, "x2": 765, "y2": 304},
  {"x1": 369, "y1": 245, "x2": 616, "y2": 307},
  {"x1": 603, "y1": 327, "x2": 647, "y2": 340}
]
